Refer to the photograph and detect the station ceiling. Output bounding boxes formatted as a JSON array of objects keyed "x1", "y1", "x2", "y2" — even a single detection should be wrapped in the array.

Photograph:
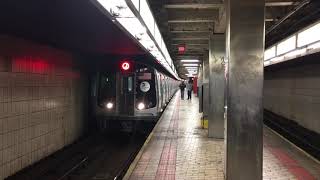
[
  {"x1": 148, "y1": 0, "x2": 320, "y2": 78},
  {"x1": 0, "y1": 0, "x2": 319, "y2": 79},
  {"x1": 0, "y1": 0, "x2": 144, "y2": 55}
]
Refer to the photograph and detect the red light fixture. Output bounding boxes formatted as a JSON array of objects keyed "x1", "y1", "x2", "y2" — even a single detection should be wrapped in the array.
[
  {"x1": 178, "y1": 44, "x2": 186, "y2": 54},
  {"x1": 121, "y1": 61, "x2": 130, "y2": 71}
]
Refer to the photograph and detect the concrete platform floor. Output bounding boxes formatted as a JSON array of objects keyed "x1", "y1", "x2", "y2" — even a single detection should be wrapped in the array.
[{"x1": 125, "y1": 93, "x2": 320, "y2": 180}]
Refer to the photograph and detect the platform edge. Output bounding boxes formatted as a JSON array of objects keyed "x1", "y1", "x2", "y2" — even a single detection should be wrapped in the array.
[
  {"x1": 123, "y1": 94, "x2": 178, "y2": 180},
  {"x1": 265, "y1": 125, "x2": 320, "y2": 164}
]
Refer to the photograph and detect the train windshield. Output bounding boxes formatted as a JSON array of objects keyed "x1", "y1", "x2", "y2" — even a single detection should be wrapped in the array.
[
  {"x1": 136, "y1": 67, "x2": 156, "y2": 109},
  {"x1": 98, "y1": 73, "x2": 116, "y2": 107}
]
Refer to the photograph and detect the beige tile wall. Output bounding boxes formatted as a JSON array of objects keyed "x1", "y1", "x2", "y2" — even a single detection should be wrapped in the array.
[
  {"x1": 264, "y1": 63, "x2": 320, "y2": 134},
  {"x1": 0, "y1": 36, "x2": 88, "y2": 179}
]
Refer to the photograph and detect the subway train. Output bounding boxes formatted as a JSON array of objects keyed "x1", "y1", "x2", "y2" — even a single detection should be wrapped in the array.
[{"x1": 90, "y1": 59, "x2": 179, "y2": 130}]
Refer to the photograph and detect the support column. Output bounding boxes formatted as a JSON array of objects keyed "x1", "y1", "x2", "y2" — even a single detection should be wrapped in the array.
[
  {"x1": 225, "y1": 0, "x2": 265, "y2": 179},
  {"x1": 198, "y1": 64, "x2": 203, "y2": 113},
  {"x1": 208, "y1": 34, "x2": 225, "y2": 138},
  {"x1": 202, "y1": 51, "x2": 210, "y2": 123}
]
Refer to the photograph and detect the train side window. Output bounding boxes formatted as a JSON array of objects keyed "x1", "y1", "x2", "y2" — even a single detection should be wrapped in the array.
[
  {"x1": 128, "y1": 76, "x2": 133, "y2": 92},
  {"x1": 98, "y1": 73, "x2": 116, "y2": 107}
]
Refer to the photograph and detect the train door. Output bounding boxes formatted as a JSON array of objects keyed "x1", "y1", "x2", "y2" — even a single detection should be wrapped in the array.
[{"x1": 119, "y1": 73, "x2": 135, "y2": 116}]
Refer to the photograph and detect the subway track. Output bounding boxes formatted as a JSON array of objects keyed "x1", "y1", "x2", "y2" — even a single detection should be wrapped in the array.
[
  {"x1": 264, "y1": 110, "x2": 320, "y2": 161},
  {"x1": 58, "y1": 132, "x2": 146, "y2": 180},
  {"x1": 7, "y1": 109, "x2": 319, "y2": 180},
  {"x1": 7, "y1": 126, "x2": 153, "y2": 180}
]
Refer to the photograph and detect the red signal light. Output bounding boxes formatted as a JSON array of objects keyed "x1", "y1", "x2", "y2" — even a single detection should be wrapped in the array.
[
  {"x1": 178, "y1": 46, "x2": 185, "y2": 52},
  {"x1": 121, "y1": 61, "x2": 130, "y2": 71}
]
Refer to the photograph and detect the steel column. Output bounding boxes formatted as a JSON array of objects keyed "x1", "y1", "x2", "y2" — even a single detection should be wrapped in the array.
[
  {"x1": 202, "y1": 51, "x2": 210, "y2": 121},
  {"x1": 225, "y1": 0, "x2": 265, "y2": 179},
  {"x1": 198, "y1": 64, "x2": 203, "y2": 113},
  {"x1": 208, "y1": 34, "x2": 225, "y2": 138}
]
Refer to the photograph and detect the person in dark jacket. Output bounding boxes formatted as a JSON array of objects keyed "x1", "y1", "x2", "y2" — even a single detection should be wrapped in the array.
[
  {"x1": 186, "y1": 81, "x2": 193, "y2": 100},
  {"x1": 179, "y1": 81, "x2": 186, "y2": 99}
]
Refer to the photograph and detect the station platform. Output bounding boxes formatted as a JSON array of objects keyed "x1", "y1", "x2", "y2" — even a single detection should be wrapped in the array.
[{"x1": 124, "y1": 93, "x2": 320, "y2": 180}]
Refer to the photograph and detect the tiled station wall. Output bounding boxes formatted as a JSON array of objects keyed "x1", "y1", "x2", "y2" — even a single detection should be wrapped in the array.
[
  {"x1": 0, "y1": 36, "x2": 88, "y2": 179},
  {"x1": 264, "y1": 63, "x2": 320, "y2": 134}
]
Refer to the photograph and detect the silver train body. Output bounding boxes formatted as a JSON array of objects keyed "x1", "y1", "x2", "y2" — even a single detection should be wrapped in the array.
[{"x1": 91, "y1": 62, "x2": 178, "y2": 126}]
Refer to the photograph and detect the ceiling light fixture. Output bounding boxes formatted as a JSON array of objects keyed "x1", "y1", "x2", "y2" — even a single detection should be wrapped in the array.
[
  {"x1": 96, "y1": 0, "x2": 180, "y2": 80},
  {"x1": 180, "y1": 59, "x2": 199, "y2": 62},
  {"x1": 183, "y1": 64, "x2": 199, "y2": 67},
  {"x1": 185, "y1": 67, "x2": 198, "y2": 70}
]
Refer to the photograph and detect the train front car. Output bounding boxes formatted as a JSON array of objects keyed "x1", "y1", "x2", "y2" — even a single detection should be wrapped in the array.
[
  {"x1": 135, "y1": 63, "x2": 159, "y2": 118},
  {"x1": 91, "y1": 60, "x2": 170, "y2": 131}
]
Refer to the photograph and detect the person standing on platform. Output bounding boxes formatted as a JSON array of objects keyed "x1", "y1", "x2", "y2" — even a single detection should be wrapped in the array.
[
  {"x1": 187, "y1": 81, "x2": 193, "y2": 100},
  {"x1": 179, "y1": 81, "x2": 186, "y2": 99}
]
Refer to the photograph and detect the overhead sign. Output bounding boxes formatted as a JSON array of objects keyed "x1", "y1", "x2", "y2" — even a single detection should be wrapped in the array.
[{"x1": 178, "y1": 44, "x2": 186, "y2": 54}]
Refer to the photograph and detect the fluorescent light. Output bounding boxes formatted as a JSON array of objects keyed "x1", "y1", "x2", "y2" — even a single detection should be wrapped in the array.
[
  {"x1": 297, "y1": 22, "x2": 320, "y2": 47},
  {"x1": 264, "y1": 61, "x2": 271, "y2": 66},
  {"x1": 264, "y1": 46, "x2": 276, "y2": 60},
  {"x1": 285, "y1": 48, "x2": 307, "y2": 58},
  {"x1": 130, "y1": 0, "x2": 140, "y2": 11},
  {"x1": 181, "y1": 59, "x2": 199, "y2": 62},
  {"x1": 270, "y1": 56, "x2": 284, "y2": 63},
  {"x1": 117, "y1": 18, "x2": 146, "y2": 38},
  {"x1": 307, "y1": 41, "x2": 320, "y2": 50},
  {"x1": 163, "y1": 45, "x2": 172, "y2": 64},
  {"x1": 277, "y1": 36, "x2": 296, "y2": 55},
  {"x1": 140, "y1": 0, "x2": 155, "y2": 35},
  {"x1": 96, "y1": 0, "x2": 178, "y2": 78},
  {"x1": 138, "y1": 33, "x2": 156, "y2": 51},
  {"x1": 263, "y1": 21, "x2": 320, "y2": 67},
  {"x1": 154, "y1": 24, "x2": 162, "y2": 50},
  {"x1": 183, "y1": 64, "x2": 199, "y2": 67},
  {"x1": 97, "y1": 0, "x2": 135, "y2": 18}
]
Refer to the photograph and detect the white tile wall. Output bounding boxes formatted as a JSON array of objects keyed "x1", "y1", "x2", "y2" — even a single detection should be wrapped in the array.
[
  {"x1": 0, "y1": 39, "x2": 88, "y2": 179},
  {"x1": 264, "y1": 64, "x2": 320, "y2": 134}
]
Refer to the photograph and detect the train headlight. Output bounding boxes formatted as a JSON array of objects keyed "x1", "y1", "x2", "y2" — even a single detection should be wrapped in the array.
[
  {"x1": 106, "y1": 102, "x2": 114, "y2": 109},
  {"x1": 137, "y1": 103, "x2": 145, "y2": 110}
]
